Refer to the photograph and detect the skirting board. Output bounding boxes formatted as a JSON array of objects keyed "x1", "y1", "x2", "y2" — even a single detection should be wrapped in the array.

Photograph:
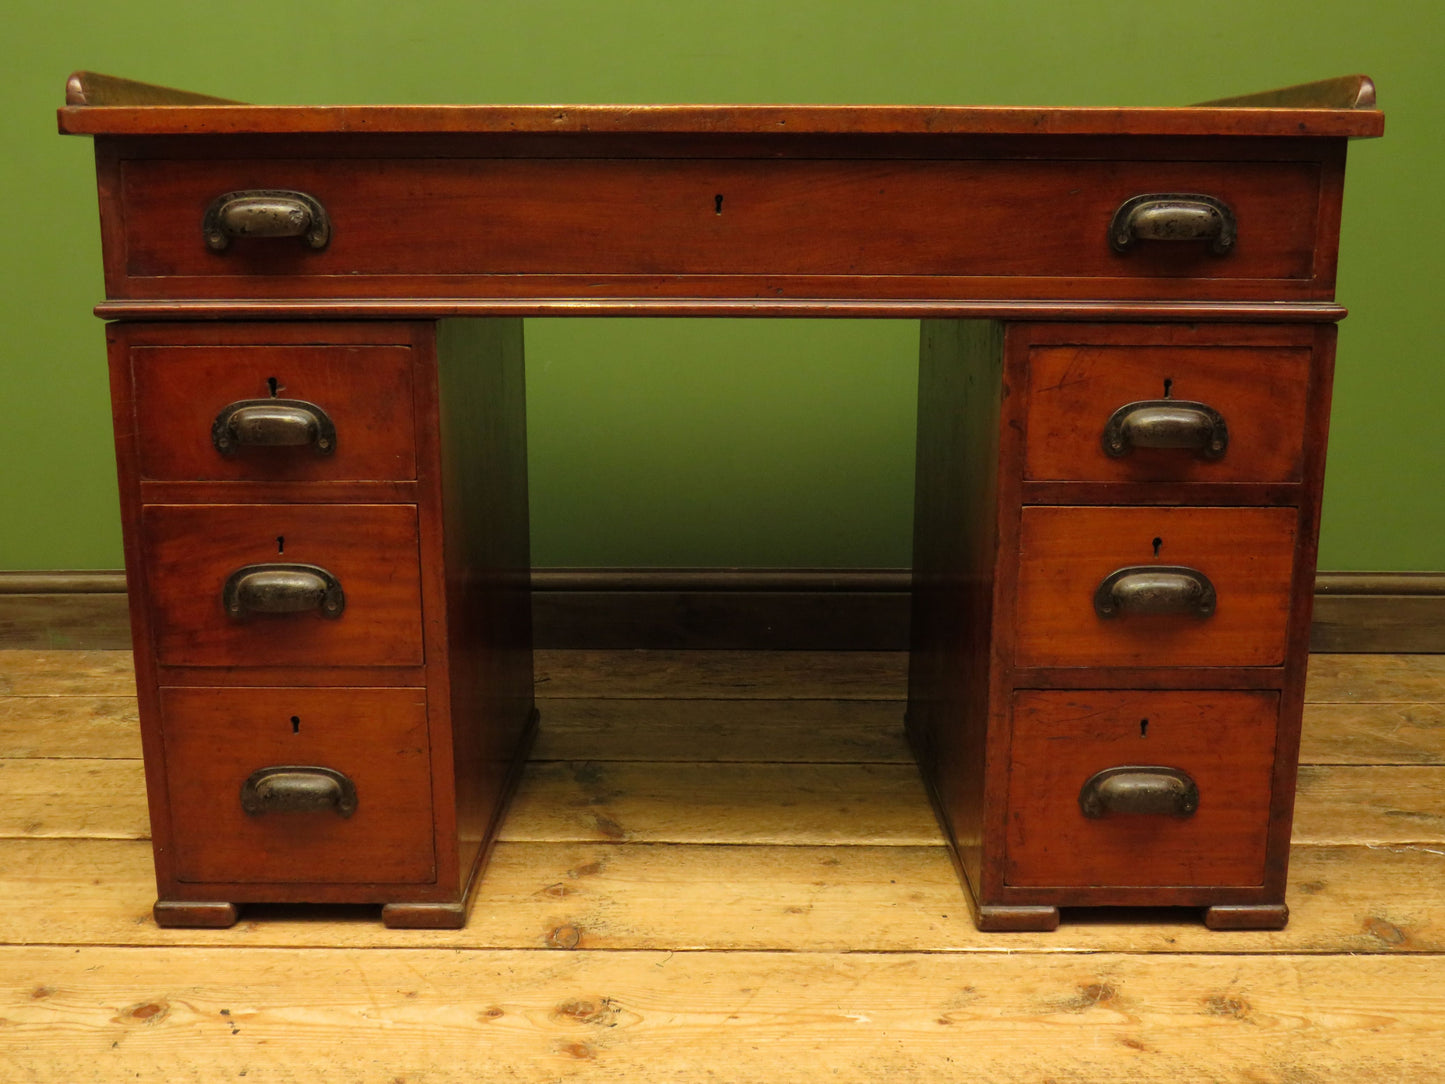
[{"x1": 2, "y1": 569, "x2": 1442, "y2": 653}]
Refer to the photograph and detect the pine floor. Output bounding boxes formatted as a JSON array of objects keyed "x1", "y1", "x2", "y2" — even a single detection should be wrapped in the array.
[{"x1": 1, "y1": 648, "x2": 1443, "y2": 1082}]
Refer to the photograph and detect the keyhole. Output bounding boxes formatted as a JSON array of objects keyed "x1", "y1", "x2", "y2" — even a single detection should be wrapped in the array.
[
  {"x1": 1140, "y1": 718, "x2": 1149, "y2": 737},
  {"x1": 1162, "y1": 378, "x2": 1173, "y2": 399},
  {"x1": 267, "y1": 376, "x2": 280, "y2": 398},
  {"x1": 276, "y1": 535, "x2": 285, "y2": 555},
  {"x1": 714, "y1": 193, "x2": 724, "y2": 215},
  {"x1": 1152, "y1": 536, "x2": 1163, "y2": 557},
  {"x1": 290, "y1": 715, "x2": 301, "y2": 734}
]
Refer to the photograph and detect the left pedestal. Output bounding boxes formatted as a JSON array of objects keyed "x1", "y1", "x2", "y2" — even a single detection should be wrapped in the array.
[{"x1": 106, "y1": 319, "x2": 535, "y2": 928}]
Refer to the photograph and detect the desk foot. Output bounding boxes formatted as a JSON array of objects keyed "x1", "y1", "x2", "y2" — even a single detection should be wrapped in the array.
[
  {"x1": 976, "y1": 905, "x2": 1060, "y2": 932},
  {"x1": 383, "y1": 708, "x2": 539, "y2": 931},
  {"x1": 1204, "y1": 903, "x2": 1289, "y2": 930},
  {"x1": 154, "y1": 900, "x2": 238, "y2": 928},
  {"x1": 381, "y1": 900, "x2": 467, "y2": 929}
]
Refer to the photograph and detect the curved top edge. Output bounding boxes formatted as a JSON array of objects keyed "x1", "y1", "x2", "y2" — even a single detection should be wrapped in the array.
[
  {"x1": 1194, "y1": 73, "x2": 1376, "y2": 110},
  {"x1": 65, "y1": 70, "x2": 241, "y2": 107}
]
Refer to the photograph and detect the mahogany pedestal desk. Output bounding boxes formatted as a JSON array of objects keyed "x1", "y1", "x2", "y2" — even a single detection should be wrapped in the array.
[{"x1": 60, "y1": 73, "x2": 1384, "y2": 931}]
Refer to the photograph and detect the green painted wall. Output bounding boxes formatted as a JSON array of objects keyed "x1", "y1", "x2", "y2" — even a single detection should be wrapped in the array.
[{"x1": 3, "y1": 0, "x2": 1439, "y2": 571}]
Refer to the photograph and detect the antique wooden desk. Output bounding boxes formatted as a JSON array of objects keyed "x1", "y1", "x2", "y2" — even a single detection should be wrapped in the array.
[{"x1": 60, "y1": 72, "x2": 1383, "y2": 931}]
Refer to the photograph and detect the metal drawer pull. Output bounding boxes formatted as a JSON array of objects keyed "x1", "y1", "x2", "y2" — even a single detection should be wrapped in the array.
[
  {"x1": 1080, "y1": 766, "x2": 1199, "y2": 819},
  {"x1": 1094, "y1": 565, "x2": 1216, "y2": 619},
  {"x1": 203, "y1": 189, "x2": 331, "y2": 251},
  {"x1": 1109, "y1": 193, "x2": 1236, "y2": 255},
  {"x1": 1102, "y1": 400, "x2": 1228, "y2": 459},
  {"x1": 240, "y1": 766, "x2": 357, "y2": 818},
  {"x1": 212, "y1": 399, "x2": 336, "y2": 456},
  {"x1": 222, "y1": 563, "x2": 345, "y2": 620}
]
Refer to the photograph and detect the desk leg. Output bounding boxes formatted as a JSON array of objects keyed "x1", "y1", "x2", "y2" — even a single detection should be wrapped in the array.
[
  {"x1": 153, "y1": 901, "x2": 239, "y2": 928},
  {"x1": 909, "y1": 319, "x2": 1324, "y2": 930},
  {"x1": 108, "y1": 318, "x2": 535, "y2": 927},
  {"x1": 424, "y1": 318, "x2": 537, "y2": 922},
  {"x1": 906, "y1": 319, "x2": 1008, "y2": 926}
]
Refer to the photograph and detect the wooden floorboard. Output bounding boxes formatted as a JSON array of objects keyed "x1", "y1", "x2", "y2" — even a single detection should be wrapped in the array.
[
  {"x1": 534, "y1": 648, "x2": 911, "y2": 699},
  {"x1": 4, "y1": 947, "x2": 1443, "y2": 1082},
  {"x1": 0, "y1": 695, "x2": 141, "y2": 759},
  {"x1": 9, "y1": 756, "x2": 1443, "y2": 850},
  {"x1": 0, "y1": 647, "x2": 1442, "y2": 1081},
  {"x1": 1298, "y1": 702, "x2": 1445, "y2": 764},
  {"x1": 1, "y1": 837, "x2": 1440, "y2": 955},
  {"x1": 501, "y1": 761, "x2": 942, "y2": 845},
  {"x1": 0, "y1": 650, "x2": 137, "y2": 696},
  {"x1": 535, "y1": 697, "x2": 911, "y2": 762},
  {"x1": 10, "y1": 757, "x2": 1444, "y2": 850}
]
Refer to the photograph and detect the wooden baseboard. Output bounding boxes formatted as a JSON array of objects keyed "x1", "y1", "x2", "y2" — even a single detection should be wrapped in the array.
[
  {"x1": 0, "y1": 572, "x2": 132, "y2": 650},
  {"x1": 531, "y1": 569, "x2": 912, "y2": 650},
  {"x1": 3, "y1": 569, "x2": 1442, "y2": 653},
  {"x1": 1308, "y1": 572, "x2": 1445, "y2": 653}
]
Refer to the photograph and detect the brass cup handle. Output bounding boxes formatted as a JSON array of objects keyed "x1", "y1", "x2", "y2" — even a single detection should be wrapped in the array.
[
  {"x1": 1109, "y1": 193, "x2": 1236, "y2": 255},
  {"x1": 240, "y1": 766, "x2": 357, "y2": 818},
  {"x1": 203, "y1": 189, "x2": 331, "y2": 251},
  {"x1": 212, "y1": 399, "x2": 337, "y2": 457},
  {"x1": 1094, "y1": 566, "x2": 1216, "y2": 619},
  {"x1": 222, "y1": 563, "x2": 346, "y2": 620},
  {"x1": 1079, "y1": 766, "x2": 1199, "y2": 819},
  {"x1": 1102, "y1": 400, "x2": 1228, "y2": 460}
]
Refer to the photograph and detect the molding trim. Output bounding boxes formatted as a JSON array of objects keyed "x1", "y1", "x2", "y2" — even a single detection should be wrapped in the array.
[
  {"x1": 1309, "y1": 571, "x2": 1445, "y2": 653},
  {"x1": 0, "y1": 570, "x2": 132, "y2": 650},
  {"x1": 0, "y1": 571, "x2": 128, "y2": 594},
  {"x1": 530, "y1": 568, "x2": 911, "y2": 650},
  {"x1": 3, "y1": 568, "x2": 1442, "y2": 653}
]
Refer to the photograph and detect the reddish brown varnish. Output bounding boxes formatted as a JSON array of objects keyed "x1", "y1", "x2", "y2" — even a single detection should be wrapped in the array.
[
  {"x1": 106, "y1": 320, "x2": 534, "y2": 925},
  {"x1": 131, "y1": 341, "x2": 417, "y2": 482},
  {"x1": 908, "y1": 321, "x2": 1337, "y2": 927},
  {"x1": 1005, "y1": 690, "x2": 1280, "y2": 887},
  {"x1": 110, "y1": 155, "x2": 1329, "y2": 302},
  {"x1": 65, "y1": 73, "x2": 1379, "y2": 930},
  {"x1": 1014, "y1": 505, "x2": 1298, "y2": 668},
  {"x1": 159, "y1": 686, "x2": 436, "y2": 886}
]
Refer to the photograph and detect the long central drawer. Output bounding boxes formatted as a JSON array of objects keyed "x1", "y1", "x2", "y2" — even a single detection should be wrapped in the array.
[{"x1": 111, "y1": 156, "x2": 1326, "y2": 299}]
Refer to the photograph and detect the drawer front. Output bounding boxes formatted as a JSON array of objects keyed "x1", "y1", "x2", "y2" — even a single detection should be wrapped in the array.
[
  {"x1": 142, "y1": 504, "x2": 424, "y2": 668},
  {"x1": 132, "y1": 343, "x2": 417, "y2": 482},
  {"x1": 115, "y1": 157, "x2": 1322, "y2": 298},
  {"x1": 1015, "y1": 506, "x2": 1297, "y2": 668},
  {"x1": 1024, "y1": 342, "x2": 1312, "y2": 483},
  {"x1": 160, "y1": 686, "x2": 435, "y2": 884},
  {"x1": 1005, "y1": 689, "x2": 1278, "y2": 888}
]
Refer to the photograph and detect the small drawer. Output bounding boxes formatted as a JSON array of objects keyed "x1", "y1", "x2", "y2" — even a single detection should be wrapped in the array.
[
  {"x1": 1005, "y1": 689, "x2": 1278, "y2": 888},
  {"x1": 1015, "y1": 506, "x2": 1297, "y2": 668},
  {"x1": 131, "y1": 343, "x2": 416, "y2": 482},
  {"x1": 159, "y1": 686, "x2": 435, "y2": 885},
  {"x1": 142, "y1": 503, "x2": 424, "y2": 668},
  {"x1": 1023, "y1": 341, "x2": 1312, "y2": 483}
]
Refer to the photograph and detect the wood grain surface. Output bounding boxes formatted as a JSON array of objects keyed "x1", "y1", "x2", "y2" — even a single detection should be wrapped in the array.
[
  {"x1": 57, "y1": 95, "x2": 1387, "y2": 138},
  {"x1": 130, "y1": 342, "x2": 417, "y2": 483},
  {"x1": 1014, "y1": 505, "x2": 1298, "y2": 668},
  {"x1": 1, "y1": 648, "x2": 1441, "y2": 1081},
  {"x1": 3, "y1": 949, "x2": 1439, "y2": 1081},
  {"x1": 1023, "y1": 339, "x2": 1313, "y2": 484},
  {"x1": 117, "y1": 156, "x2": 1323, "y2": 286},
  {"x1": 0, "y1": 837, "x2": 1437, "y2": 955},
  {"x1": 140, "y1": 503, "x2": 424, "y2": 668}
]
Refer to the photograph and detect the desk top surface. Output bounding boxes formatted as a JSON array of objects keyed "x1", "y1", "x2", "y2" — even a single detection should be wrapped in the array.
[{"x1": 59, "y1": 72, "x2": 1384, "y2": 140}]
